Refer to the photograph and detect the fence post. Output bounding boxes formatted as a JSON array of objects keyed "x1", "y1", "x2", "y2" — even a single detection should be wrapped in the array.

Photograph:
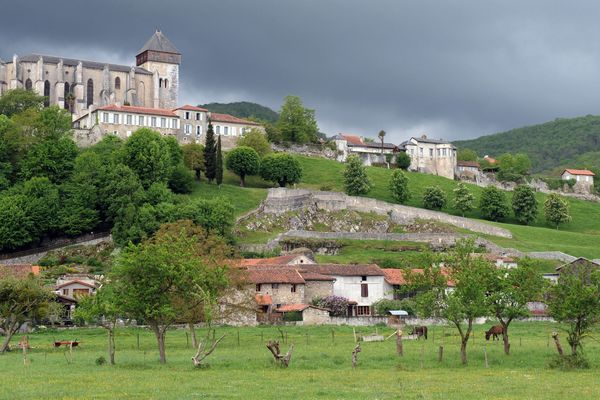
[
  {"x1": 186, "y1": 332, "x2": 189, "y2": 348},
  {"x1": 237, "y1": 330, "x2": 240, "y2": 346},
  {"x1": 438, "y1": 345, "x2": 444, "y2": 362},
  {"x1": 484, "y1": 345, "x2": 489, "y2": 368},
  {"x1": 137, "y1": 333, "x2": 140, "y2": 350},
  {"x1": 331, "y1": 329, "x2": 335, "y2": 344}
]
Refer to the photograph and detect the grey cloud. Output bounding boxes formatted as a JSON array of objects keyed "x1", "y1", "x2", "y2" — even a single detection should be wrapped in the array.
[{"x1": 2, "y1": 0, "x2": 600, "y2": 143}]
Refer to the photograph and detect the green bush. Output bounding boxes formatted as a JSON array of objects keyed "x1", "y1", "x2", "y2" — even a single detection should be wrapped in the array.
[
  {"x1": 479, "y1": 186, "x2": 510, "y2": 221},
  {"x1": 422, "y1": 186, "x2": 446, "y2": 210},
  {"x1": 389, "y1": 169, "x2": 410, "y2": 204},
  {"x1": 396, "y1": 152, "x2": 411, "y2": 170},
  {"x1": 343, "y1": 155, "x2": 371, "y2": 196},
  {"x1": 548, "y1": 354, "x2": 590, "y2": 370},
  {"x1": 372, "y1": 298, "x2": 416, "y2": 316},
  {"x1": 282, "y1": 311, "x2": 303, "y2": 322}
]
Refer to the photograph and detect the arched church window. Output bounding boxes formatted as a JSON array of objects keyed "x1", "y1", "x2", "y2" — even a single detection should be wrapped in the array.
[
  {"x1": 159, "y1": 78, "x2": 163, "y2": 88},
  {"x1": 87, "y1": 79, "x2": 94, "y2": 107},
  {"x1": 164, "y1": 79, "x2": 168, "y2": 88},
  {"x1": 43, "y1": 80, "x2": 50, "y2": 107},
  {"x1": 25, "y1": 79, "x2": 32, "y2": 91},
  {"x1": 64, "y1": 82, "x2": 71, "y2": 110},
  {"x1": 115, "y1": 77, "x2": 121, "y2": 90}
]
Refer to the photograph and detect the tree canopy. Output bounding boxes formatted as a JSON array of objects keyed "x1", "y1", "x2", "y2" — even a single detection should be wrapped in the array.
[{"x1": 276, "y1": 96, "x2": 318, "y2": 144}]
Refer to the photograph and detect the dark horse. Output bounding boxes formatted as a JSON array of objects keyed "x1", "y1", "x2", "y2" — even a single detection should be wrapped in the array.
[
  {"x1": 485, "y1": 325, "x2": 505, "y2": 341},
  {"x1": 411, "y1": 326, "x2": 428, "y2": 340}
]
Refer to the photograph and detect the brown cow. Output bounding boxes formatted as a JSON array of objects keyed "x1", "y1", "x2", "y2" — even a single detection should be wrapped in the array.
[
  {"x1": 485, "y1": 325, "x2": 504, "y2": 341},
  {"x1": 410, "y1": 326, "x2": 428, "y2": 340}
]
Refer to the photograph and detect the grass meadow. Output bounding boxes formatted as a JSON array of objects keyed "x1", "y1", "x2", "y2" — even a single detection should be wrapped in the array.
[
  {"x1": 188, "y1": 155, "x2": 600, "y2": 258},
  {"x1": 2, "y1": 322, "x2": 600, "y2": 399}
]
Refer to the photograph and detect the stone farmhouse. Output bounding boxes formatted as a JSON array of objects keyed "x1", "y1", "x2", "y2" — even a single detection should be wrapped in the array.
[
  {"x1": 334, "y1": 134, "x2": 400, "y2": 165},
  {"x1": 456, "y1": 161, "x2": 480, "y2": 181},
  {"x1": 561, "y1": 169, "x2": 595, "y2": 194},
  {"x1": 0, "y1": 30, "x2": 264, "y2": 149},
  {"x1": 400, "y1": 135, "x2": 457, "y2": 179}
]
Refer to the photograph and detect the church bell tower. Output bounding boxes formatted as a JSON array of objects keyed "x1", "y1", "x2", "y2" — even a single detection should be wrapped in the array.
[{"x1": 136, "y1": 29, "x2": 181, "y2": 109}]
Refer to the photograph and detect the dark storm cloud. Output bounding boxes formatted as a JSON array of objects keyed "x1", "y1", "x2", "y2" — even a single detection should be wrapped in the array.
[{"x1": 2, "y1": 0, "x2": 600, "y2": 143}]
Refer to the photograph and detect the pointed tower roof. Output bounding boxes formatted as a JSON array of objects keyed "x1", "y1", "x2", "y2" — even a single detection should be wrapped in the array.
[{"x1": 137, "y1": 29, "x2": 181, "y2": 56}]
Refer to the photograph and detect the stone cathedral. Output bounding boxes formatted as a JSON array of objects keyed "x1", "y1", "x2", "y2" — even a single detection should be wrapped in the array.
[{"x1": 0, "y1": 30, "x2": 180, "y2": 117}]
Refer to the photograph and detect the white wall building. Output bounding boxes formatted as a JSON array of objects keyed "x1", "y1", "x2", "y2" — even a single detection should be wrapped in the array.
[{"x1": 401, "y1": 134, "x2": 457, "y2": 179}]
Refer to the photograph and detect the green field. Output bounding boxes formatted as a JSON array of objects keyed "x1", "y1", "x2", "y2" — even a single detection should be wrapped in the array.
[
  {"x1": 2, "y1": 323, "x2": 599, "y2": 399},
  {"x1": 190, "y1": 155, "x2": 600, "y2": 258}
]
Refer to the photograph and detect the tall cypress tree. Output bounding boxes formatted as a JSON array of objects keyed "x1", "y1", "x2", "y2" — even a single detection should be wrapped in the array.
[
  {"x1": 204, "y1": 122, "x2": 216, "y2": 183},
  {"x1": 216, "y1": 135, "x2": 223, "y2": 186}
]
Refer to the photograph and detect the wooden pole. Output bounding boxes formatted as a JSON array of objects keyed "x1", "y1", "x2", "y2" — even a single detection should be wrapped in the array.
[
  {"x1": 186, "y1": 332, "x2": 189, "y2": 348},
  {"x1": 396, "y1": 330, "x2": 403, "y2": 356},
  {"x1": 420, "y1": 342, "x2": 424, "y2": 369},
  {"x1": 237, "y1": 330, "x2": 240, "y2": 346},
  {"x1": 137, "y1": 333, "x2": 140, "y2": 350},
  {"x1": 483, "y1": 345, "x2": 489, "y2": 368},
  {"x1": 438, "y1": 345, "x2": 444, "y2": 362},
  {"x1": 551, "y1": 332, "x2": 564, "y2": 356},
  {"x1": 432, "y1": 326, "x2": 435, "y2": 344}
]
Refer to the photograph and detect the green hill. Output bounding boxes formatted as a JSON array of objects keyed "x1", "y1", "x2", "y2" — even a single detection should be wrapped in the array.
[
  {"x1": 453, "y1": 115, "x2": 600, "y2": 173},
  {"x1": 200, "y1": 101, "x2": 279, "y2": 124}
]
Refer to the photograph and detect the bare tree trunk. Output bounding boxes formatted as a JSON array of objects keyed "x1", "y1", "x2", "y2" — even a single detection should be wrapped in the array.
[
  {"x1": 107, "y1": 327, "x2": 115, "y2": 365},
  {"x1": 192, "y1": 334, "x2": 226, "y2": 367},
  {"x1": 0, "y1": 320, "x2": 18, "y2": 354},
  {"x1": 152, "y1": 325, "x2": 167, "y2": 364},
  {"x1": 460, "y1": 322, "x2": 473, "y2": 365},
  {"x1": 352, "y1": 343, "x2": 361, "y2": 368},
  {"x1": 552, "y1": 332, "x2": 563, "y2": 356},
  {"x1": 188, "y1": 323, "x2": 198, "y2": 349},
  {"x1": 501, "y1": 320, "x2": 511, "y2": 355},
  {"x1": 266, "y1": 340, "x2": 294, "y2": 367}
]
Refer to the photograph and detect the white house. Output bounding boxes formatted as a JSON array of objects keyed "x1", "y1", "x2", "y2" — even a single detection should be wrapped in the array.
[
  {"x1": 334, "y1": 133, "x2": 399, "y2": 166},
  {"x1": 561, "y1": 169, "x2": 595, "y2": 193},
  {"x1": 401, "y1": 134, "x2": 457, "y2": 179}
]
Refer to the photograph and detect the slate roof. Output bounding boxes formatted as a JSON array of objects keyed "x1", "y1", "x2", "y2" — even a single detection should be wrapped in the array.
[
  {"x1": 563, "y1": 169, "x2": 595, "y2": 176},
  {"x1": 15, "y1": 54, "x2": 152, "y2": 75},
  {"x1": 138, "y1": 30, "x2": 181, "y2": 55},
  {"x1": 209, "y1": 112, "x2": 261, "y2": 126}
]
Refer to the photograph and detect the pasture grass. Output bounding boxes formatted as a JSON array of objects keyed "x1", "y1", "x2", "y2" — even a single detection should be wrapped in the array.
[{"x1": 2, "y1": 322, "x2": 599, "y2": 399}]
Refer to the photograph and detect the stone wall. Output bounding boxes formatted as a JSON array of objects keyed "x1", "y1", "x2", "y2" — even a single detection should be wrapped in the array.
[
  {"x1": 304, "y1": 281, "x2": 334, "y2": 303},
  {"x1": 302, "y1": 307, "x2": 331, "y2": 325},
  {"x1": 271, "y1": 144, "x2": 336, "y2": 160},
  {"x1": 261, "y1": 188, "x2": 512, "y2": 238}
]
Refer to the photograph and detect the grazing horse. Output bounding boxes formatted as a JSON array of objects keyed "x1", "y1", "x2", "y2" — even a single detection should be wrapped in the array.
[
  {"x1": 485, "y1": 325, "x2": 504, "y2": 341},
  {"x1": 411, "y1": 326, "x2": 428, "y2": 340}
]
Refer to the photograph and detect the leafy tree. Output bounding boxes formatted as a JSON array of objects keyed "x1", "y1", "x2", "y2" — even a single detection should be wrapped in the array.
[
  {"x1": 544, "y1": 193, "x2": 571, "y2": 229},
  {"x1": 146, "y1": 182, "x2": 173, "y2": 206},
  {"x1": 168, "y1": 164, "x2": 194, "y2": 194},
  {"x1": 237, "y1": 128, "x2": 271, "y2": 157},
  {"x1": 163, "y1": 136, "x2": 183, "y2": 167},
  {"x1": 111, "y1": 203, "x2": 160, "y2": 246},
  {"x1": 0, "y1": 88, "x2": 44, "y2": 117},
  {"x1": 276, "y1": 95, "x2": 318, "y2": 144},
  {"x1": 111, "y1": 221, "x2": 232, "y2": 364},
  {"x1": 58, "y1": 181, "x2": 100, "y2": 235},
  {"x1": 19, "y1": 136, "x2": 78, "y2": 183},
  {"x1": 511, "y1": 185, "x2": 538, "y2": 225},
  {"x1": 548, "y1": 269, "x2": 600, "y2": 357},
  {"x1": 259, "y1": 153, "x2": 303, "y2": 187},
  {"x1": 378, "y1": 130, "x2": 386, "y2": 154},
  {"x1": 452, "y1": 182, "x2": 475, "y2": 216},
  {"x1": 120, "y1": 128, "x2": 172, "y2": 189},
  {"x1": 225, "y1": 146, "x2": 260, "y2": 187},
  {"x1": 457, "y1": 148, "x2": 478, "y2": 162},
  {"x1": 486, "y1": 258, "x2": 545, "y2": 355},
  {"x1": 264, "y1": 122, "x2": 283, "y2": 143},
  {"x1": 75, "y1": 284, "x2": 121, "y2": 365},
  {"x1": 0, "y1": 194, "x2": 34, "y2": 251},
  {"x1": 216, "y1": 135, "x2": 223, "y2": 185},
  {"x1": 389, "y1": 169, "x2": 410, "y2": 203},
  {"x1": 497, "y1": 153, "x2": 531, "y2": 182},
  {"x1": 19, "y1": 177, "x2": 60, "y2": 237},
  {"x1": 422, "y1": 186, "x2": 446, "y2": 210},
  {"x1": 176, "y1": 197, "x2": 235, "y2": 237},
  {"x1": 479, "y1": 186, "x2": 509, "y2": 221},
  {"x1": 182, "y1": 143, "x2": 205, "y2": 181},
  {"x1": 204, "y1": 123, "x2": 217, "y2": 183},
  {"x1": 100, "y1": 164, "x2": 146, "y2": 223},
  {"x1": 89, "y1": 135, "x2": 123, "y2": 166},
  {"x1": 408, "y1": 239, "x2": 494, "y2": 365},
  {"x1": 34, "y1": 106, "x2": 73, "y2": 139},
  {"x1": 343, "y1": 155, "x2": 371, "y2": 196},
  {"x1": 0, "y1": 277, "x2": 52, "y2": 353},
  {"x1": 200, "y1": 101, "x2": 279, "y2": 124},
  {"x1": 372, "y1": 298, "x2": 416, "y2": 316},
  {"x1": 396, "y1": 152, "x2": 411, "y2": 170}
]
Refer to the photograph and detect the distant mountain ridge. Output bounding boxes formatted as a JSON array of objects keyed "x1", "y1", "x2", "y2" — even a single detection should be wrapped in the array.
[
  {"x1": 453, "y1": 115, "x2": 600, "y2": 173},
  {"x1": 199, "y1": 101, "x2": 279, "y2": 124}
]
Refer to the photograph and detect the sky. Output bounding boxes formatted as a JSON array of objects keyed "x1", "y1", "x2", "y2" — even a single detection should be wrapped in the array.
[{"x1": 2, "y1": 0, "x2": 600, "y2": 143}]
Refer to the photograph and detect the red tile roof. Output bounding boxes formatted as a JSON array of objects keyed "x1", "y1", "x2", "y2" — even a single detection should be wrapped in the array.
[
  {"x1": 563, "y1": 169, "x2": 595, "y2": 176},
  {"x1": 255, "y1": 293, "x2": 272, "y2": 305},
  {"x1": 176, "y1": 105, "x2": 208, "y2": 112},
  {"x1": 275, "y1": 304, "x2": 309, "y2": 312},
  {"x1": 209, "y1": 112, "x2": 260, "y2": 126},
  {"x1": 246, "y1": 267, "x2": 305, "y2": 284},
  {"x1": 97, "y1": 104, "x2": 177, "y2": 117},
  {"x1": 55, "y1": 279, "x2": 96, "y2": 290},
  {"x1": 237, "y1": 255, "x2": 304, "y2": 266},
  {"x1": 298, "y1": 271, "x2": 336, "y2": 281},
  {"x1": 338, "y1": 134, "x2": 364, "y2": 146},
  {"x1": 382, "y1": 268, "x2": 424, "y2": 285},
  {"x1": 0, "y1": 264, "x2": 41, "y2": 280}
]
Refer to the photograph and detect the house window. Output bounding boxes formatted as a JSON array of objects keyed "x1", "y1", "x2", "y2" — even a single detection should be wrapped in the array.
[
  {"x1": 151, "y1": 117, "x2": 157, "y2": 127},
  {"x1": 63, "y1": 82, "x2": 71, "y2": 110},
  {"x1": 62, "y1": 289, "x2": 68, "y2": 296},
  {"x1": 442, "y1": 148, "x2": 447, "y2": 156},
  {"x1": 126, "y1": 131, "x2": 132, "y2": 137},
  {"x1": 255, "y1": 284, "x2": 261, "y2": 292},
  {"x1": 102, "y1": 113, "x2": 109, "y2": 123},
  {"x1": 240, "y1": 127, "x2": 245, "y2": 135},
  {"x1": 115, "y1": 77, "x2": 121, "y2": 90},
  {"x1": 429, "y1": 148, "x2": 434, "y2": 157},
  {"x1": 164, "y1": 79, "x2": 168, "y2": 88},
  {"x1": 357, "y1": 306, "x2": 371, "y2": 316},
  {"x1": 185, "y1": 124, "x2": 192, "y2": 134},
  {"x1": 161, "y1": 117, "x2": 166, "y2": 128},
  {"x1": 216, "y1": 125, "x2": 221, "y2": 134},
  {"x1": 113, "y1": 113, "x2": 119, "y2": 124},
  {"x1": 73, "y1": 289, "x2": 90, "y2": 298},
  {"x1": 232, "y1": 127, "x2": 237, "y2": 136},
  {"x1": 419, "y1": 147, "x2": 423, "y2": 156},
  {"x1": 291, "y1": 284, "x2": 297, "y2": 293},
  {"x1": 185, "y1": 111, "x2": 190, "y2": 120},
  {"x1": 272, "y1": 283, "x2": 279, "y2": 289},
  {"x1": 172, "y1": 119, "x2": 178, "y2": 129},
  {"x1": 126, "y1": 114, "x2": 132, "y2": 125},
  {"x1": 361, "y1": 276, "x2": 367, "y2": 281},
  {"x1": 138, "y1": 116, "x2": 144, "y2": 126},
  {"x1": 196, "y1": 112, "x2": 201, "y2": 121},
  {"x1": 224, "y1": 126, "x2": 229, "y2": 135},
  {"x1": 361, "y1": 283, "x2": 368, "y2": 297},
  {"x1": 196, "y1": 125, "x2": 202, "y2": 135},
  {"x1": 25, "y1": 78, "x2": 32, "y2": 91}
]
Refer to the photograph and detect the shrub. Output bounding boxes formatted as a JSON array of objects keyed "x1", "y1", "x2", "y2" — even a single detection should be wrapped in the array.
[
  {"x1": 548, "y1": 354, "x2": 590, "y2": 370},
  {"x1": 422, "y1": 186, "x2": 446, "y2": 210},
  {"x1": 95, "y1": 356, "x2": 107, "y2": 366},
  {"x1": 452, "y1": 182, "x2": 475, "y2": 217},
  {"x1": 237, "y1": 128, "x2": 271, "y2": 157},
  {"x1": 343, "y1": 155, "x2": 371, "y2": 196},
  {"x1": 168, "y1": 164, "x2": 194, "y2": 194},
  {"x1": 372, "y1": 298, "x2": 416, "y2": 316},
  {"x1": 259, "y1": 153, "x2": 303, "y2": 187},
  {"x1": 311, "y1": 295, "x2": 349, "y2": 316},
  {"x1": 511, "y1": 184, "x2": 538, "y2": 225},
  {"x1": 544, "y1": 193, "x2": 571, "y2": 229},
  {"x1": 396, "y1": 152, "x2": 411, "y2": 170},
  {"x1": 319, "y1": 184, "x2": 333, "y2": 191},
  {"x1": 479, "y1": 186, "x2": 510, "y2": 221},
  {"x1": 389, "y1": 169, "x2": 410, "y2": 203},
  {"x1": 282, "y1": 311, "x2": 303, "y2": 322},
  {"x1": 225, "y1": 146, "x2": 260, "y2": 187}
]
